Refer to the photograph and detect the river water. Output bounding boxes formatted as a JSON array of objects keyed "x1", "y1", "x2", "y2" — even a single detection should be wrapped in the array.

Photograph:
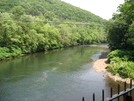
[{"x1": 0, "y1": 45, "x2": 133, "y2": 101}]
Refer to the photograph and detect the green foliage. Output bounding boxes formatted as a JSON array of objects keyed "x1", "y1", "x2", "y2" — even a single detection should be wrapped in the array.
[
  {"x1": 118, "y1": 61, "x2": 134, "y2": 78},
  {"x1": 106, "y1": 0, "x2": 134, "y2": 50},
  {"x1": 106, "y1": 0, "x2": 134, "y2": 79},
  {"x1": 107, "y1": 50, "x2": 134, "y2": 78},
  {"x1": 108, "y1": 50, "x2": 134, "y2": 61},
  {"x1": 0, "y1": 45, "x2": 22, "y2": 60},
  {"x1": 10, "y1": 6, "x2": 25, "y2": 19},
  {"x1": 7, "y1": 45, "x2": 22, "y2": 57},
  {"x1": 107, "y1": 61, "x2": 134, "y2": 78},
  {"x1": 126, "y1": 22, "x2": 134, "y2": 48},
  {"x1": 0, "y1": 0, "x2": 106, "y2": 24},
  {"x1": 110, "y1": 57, "x2": 122, "y2": 63},
  {"x1": 0, "y1": 47, "x2": 9, "y2": 53},
  {"x1": 0, "y1": 0, "x2": 107, "y2": 61}
]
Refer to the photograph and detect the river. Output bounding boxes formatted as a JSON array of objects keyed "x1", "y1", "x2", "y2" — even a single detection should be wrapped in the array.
[{"x1": 0, "y1": 44, "x2": 133, "y2": 101}]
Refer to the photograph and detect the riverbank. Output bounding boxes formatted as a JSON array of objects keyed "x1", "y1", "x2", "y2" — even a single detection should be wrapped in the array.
[{"x1": 92, "y1": 49, "x2": 134, "y2": 84}]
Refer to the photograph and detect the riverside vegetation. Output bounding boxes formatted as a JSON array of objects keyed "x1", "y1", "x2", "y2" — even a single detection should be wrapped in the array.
[
  {"x1": 106, "y1": 0, "x2": 134, "y2": 79},
  {"x1": 0, "y1": 0, "x2": 106, "y2": 61},
  {"x1": 1, "y1": 0, "x2": 134, "y2": 80}
]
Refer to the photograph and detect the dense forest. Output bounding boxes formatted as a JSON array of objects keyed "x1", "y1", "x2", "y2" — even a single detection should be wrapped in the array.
[
  {"x1": 0, "y1": 0, "x2": 107, "y2": 61},
  {"x1": 106, "y1": 0, "x2": 134, "y2": 78},
  {"x1": 0, "y1": 0, "x2": 106, "y2": 23}
]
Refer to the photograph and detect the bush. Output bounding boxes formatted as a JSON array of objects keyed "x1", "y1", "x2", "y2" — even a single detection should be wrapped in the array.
[
  {"x1": 108, "y1": 50, "x2": 134, "y2": 62},
  {"x1": 21, "y1": 46, "x2": 30, "y2": 54},
  {"x1": 0, "y1": 53, "x2": 6, "y2": 60},
  {"x1": 117, "y1": 61, "x2": 134, "y2": 78},
  {"x1": 0, "y1": 45, "x2": 22, "y2": 60},
  {"x1": 110, "y1": 57, "x2": 122, "y2": 63},
  {"x1": 107, "y1": 49, "x2": 134, "y2": 78},
  {"x1": 0, "y1": 47, "x2": 10, "y2": 53}
]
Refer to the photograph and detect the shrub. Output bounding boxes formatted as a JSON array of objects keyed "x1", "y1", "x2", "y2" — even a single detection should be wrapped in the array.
[
  {"x1": 107, "y1": 49, "x2": 134, "y2": 78},
  {"x1": 110, "y1": 57, "x2": 122, "y2": 63},
  {"x1": 0, "y1": 47, "x2": 10, "y2": 53},
  {"x1": 108, "y1": 50, "x2": 134, "y2": 62},
  {"x1": 0, "y1": 45, "x2": 22, "y2": 60}
]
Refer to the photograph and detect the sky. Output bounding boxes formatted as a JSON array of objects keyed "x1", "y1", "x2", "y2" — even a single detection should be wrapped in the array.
[{"x1": 61, "y1": 0, "x2": 125, "y2": 20}]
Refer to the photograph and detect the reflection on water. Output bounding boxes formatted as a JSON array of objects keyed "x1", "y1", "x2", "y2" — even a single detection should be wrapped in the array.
[{"x1": 0, "y1": 45, "x2": 133, "y2": 101}]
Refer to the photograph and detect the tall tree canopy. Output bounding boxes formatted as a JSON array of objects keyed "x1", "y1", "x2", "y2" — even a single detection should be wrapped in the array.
[
  {"x1": 106, "y1": 0, "x2": 134, "y2": 78},
  {"x1": 106, "y1": 0, "x2": 134, "y2": 50}
]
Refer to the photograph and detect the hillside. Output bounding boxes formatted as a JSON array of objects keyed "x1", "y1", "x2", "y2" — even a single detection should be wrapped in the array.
[
  {"x1": 0, "y1": 0, "x2": 107, "y2": 61},
  {"x1": 0, "y1": 0, "x2": 106, "y2": 24}
]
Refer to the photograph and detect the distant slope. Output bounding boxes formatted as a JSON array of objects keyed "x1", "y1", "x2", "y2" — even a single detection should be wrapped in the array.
[
  {"x1": 0, "y1": 0, "x2": 107, "y2": 61},
  {"x1": 0, "y1": 0, "x2": 106, "y2": 24}
]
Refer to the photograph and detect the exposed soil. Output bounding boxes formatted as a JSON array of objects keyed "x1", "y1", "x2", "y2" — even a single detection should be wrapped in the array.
[{"x1": 92, "y1": 49, "x2": 134, "y2": 84}]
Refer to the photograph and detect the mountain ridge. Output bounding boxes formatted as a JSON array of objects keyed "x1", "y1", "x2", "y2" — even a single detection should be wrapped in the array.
[{"x1": 0, "y1": 0, "x2": 106, "y2": 24}]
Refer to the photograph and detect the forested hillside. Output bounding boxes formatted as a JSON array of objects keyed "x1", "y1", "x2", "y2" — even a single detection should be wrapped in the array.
[
  {"x1": 0, "y1": 0, "x2": 105, "y2": 23},
  {"x1": 106, "y1": 0, "x2": 134, "y2": 79},
  {"x1": 0, "y1": 0, "x2": 107, "y2": 61}
]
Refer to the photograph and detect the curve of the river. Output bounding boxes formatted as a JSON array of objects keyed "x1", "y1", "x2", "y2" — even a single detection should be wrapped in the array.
[{"x1": 0, "y1": 44, "x2": 133, "y2": 101}]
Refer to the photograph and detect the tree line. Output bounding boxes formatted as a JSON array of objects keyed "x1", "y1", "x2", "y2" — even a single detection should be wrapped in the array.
[
  {"x1": 0, "y1": 0, "x2": 106, "y2": 24},
  {"x1": 106, "y1": 0, "x2": 134, "y2": 79},
  {"x1": 0, "y1": 5, "x2": 106, "y2": 61}
]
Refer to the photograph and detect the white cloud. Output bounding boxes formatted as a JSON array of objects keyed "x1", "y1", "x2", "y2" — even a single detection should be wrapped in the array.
[{"x1": 61, "y1": 0, "x2": 124, "y2": 20}]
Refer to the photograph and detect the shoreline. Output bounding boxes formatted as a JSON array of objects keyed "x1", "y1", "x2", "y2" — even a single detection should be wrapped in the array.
[{"x1": 92, "y1": 58, "x2": 134, "y2": 84}]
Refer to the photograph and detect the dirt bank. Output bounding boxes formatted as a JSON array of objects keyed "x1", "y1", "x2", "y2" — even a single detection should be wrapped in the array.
[{"x1": 92, "y1": 49, "x2": 134, "y2": 84}]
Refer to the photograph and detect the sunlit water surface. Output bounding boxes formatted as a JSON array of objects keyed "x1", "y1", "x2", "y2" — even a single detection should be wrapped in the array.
[{"x1": 0, "y1": 45, "x2": 133, "y2": 101}]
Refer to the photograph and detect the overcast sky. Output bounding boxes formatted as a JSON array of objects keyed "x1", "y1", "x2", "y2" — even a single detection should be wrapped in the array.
[{"x1": 61, "y1": 0, "x2": 124, "y2": 20}]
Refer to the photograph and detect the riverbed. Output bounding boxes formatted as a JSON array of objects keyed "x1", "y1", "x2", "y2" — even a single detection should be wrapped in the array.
[{"x1": 0, "y1": 45, "x2": 133, "y2": 101}]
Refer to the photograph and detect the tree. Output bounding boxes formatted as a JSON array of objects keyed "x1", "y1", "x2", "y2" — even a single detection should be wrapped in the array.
[
  {"x1": 10, "y1": 6, "x2": 25, "y2": 19},
  {"x1": 0, "y1": 19, "x2": 21, "y2": 46},
  {"x1": 44, "y1": 11, "x2": 55, "y2": 21},
  {"x1": 106, "y1": 0, "x2": 134, "y2": 50},
  {"x1": 126, "y1": 22, "x2": 134, "y2": 48}
]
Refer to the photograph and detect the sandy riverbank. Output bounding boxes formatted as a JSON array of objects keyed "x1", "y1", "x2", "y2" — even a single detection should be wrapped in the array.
[{"x1": 92, "y1": 50, "x2": 134, "y2": 84}]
